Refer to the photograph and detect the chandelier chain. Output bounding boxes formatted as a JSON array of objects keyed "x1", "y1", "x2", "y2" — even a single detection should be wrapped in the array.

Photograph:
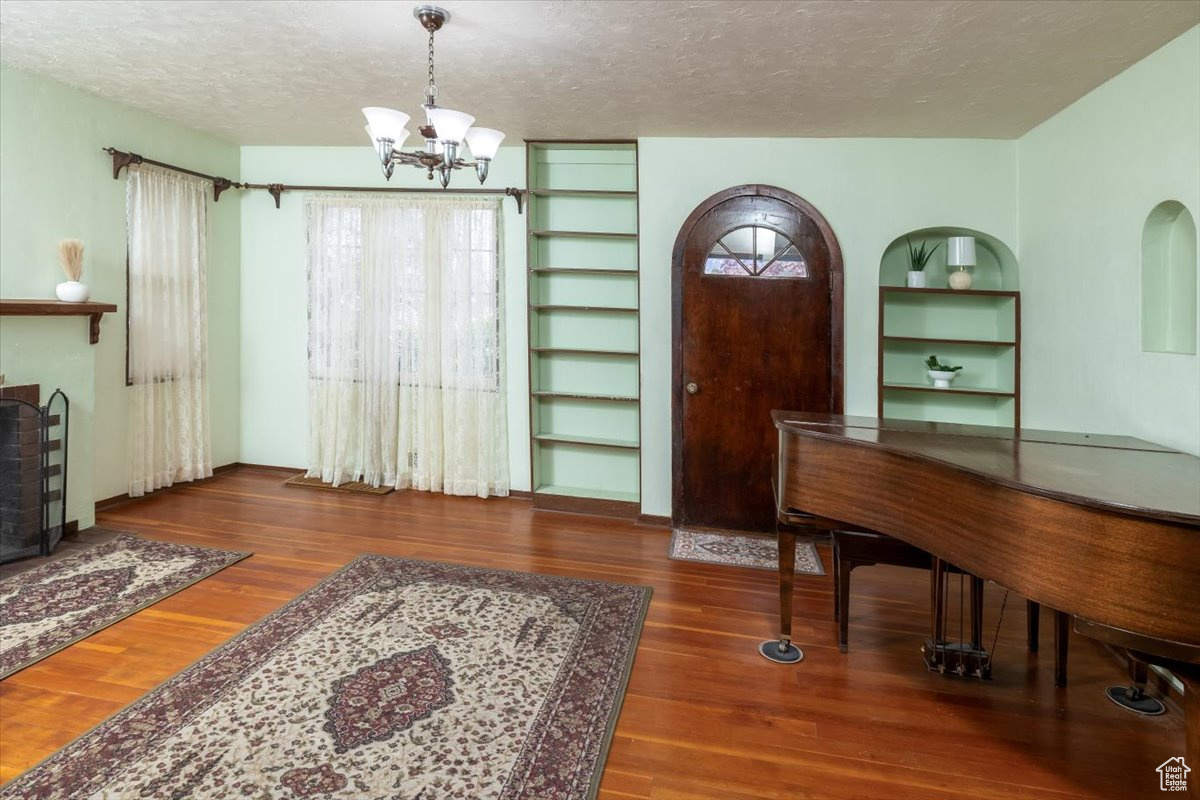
[{"x1": 428, "y1": 28, "x2": 436, "y2": 92}]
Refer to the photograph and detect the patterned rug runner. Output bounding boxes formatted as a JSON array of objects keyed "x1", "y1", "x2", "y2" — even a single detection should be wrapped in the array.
[
  {"x1": 3, "y1": 555, "x2": 651, "y2": 800},
  {"x1": 669, "y1": 529, "x2": 825, "y2": 574},
  {"x1": 0, "y1": 534, "x2": 249, "y2": 679}
]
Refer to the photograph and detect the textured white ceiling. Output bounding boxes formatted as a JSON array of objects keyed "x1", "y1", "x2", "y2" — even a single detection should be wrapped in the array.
[{"x1": 1, "y1": 1, "x2": 1197, "y2": 144}]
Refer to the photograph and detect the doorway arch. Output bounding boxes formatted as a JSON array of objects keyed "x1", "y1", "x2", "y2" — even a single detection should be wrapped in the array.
[{"x1": 670, "y1": 184, "x2": 844, "y2": 531}]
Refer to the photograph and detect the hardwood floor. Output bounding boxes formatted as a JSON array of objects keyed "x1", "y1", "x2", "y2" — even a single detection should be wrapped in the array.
[{"x1": 0, "y1": 467, "x2": 1183, "y2": 798}]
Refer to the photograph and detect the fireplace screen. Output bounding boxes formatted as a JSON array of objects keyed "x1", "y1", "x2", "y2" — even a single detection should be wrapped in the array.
[{"x1": 0, "y1": 388, "x2": 68, "y2": 563}]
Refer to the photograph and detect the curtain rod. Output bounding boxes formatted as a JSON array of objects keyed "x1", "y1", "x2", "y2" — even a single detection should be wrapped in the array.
[{"x1": 102, "y1": 147, "x2": 526, "y2": 213}]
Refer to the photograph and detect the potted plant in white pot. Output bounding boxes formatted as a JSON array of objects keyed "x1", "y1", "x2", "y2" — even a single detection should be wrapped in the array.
[
  {"x1": 55, "y1": 239, "x2": 90, "y2": 302},
  {"x1": 905, "y1": 238, "x2": 940, "y2": 288},
  {"x1": 925, "y1": 355, "x2": 962, "y2": 388}
]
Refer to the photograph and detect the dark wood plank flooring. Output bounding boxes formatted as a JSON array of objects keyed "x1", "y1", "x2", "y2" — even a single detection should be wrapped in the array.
[{"x1": 0, "y1": 467, "x2": 1183, "y2": 798}]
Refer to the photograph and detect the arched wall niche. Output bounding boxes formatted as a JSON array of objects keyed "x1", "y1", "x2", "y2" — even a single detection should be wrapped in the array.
[
  {"x1": 879, "y1": 227, "x2": 1019, "y2": 291},
  {"x1": 1141, "y1": 200, "x2": 1198, "y2": 355}
]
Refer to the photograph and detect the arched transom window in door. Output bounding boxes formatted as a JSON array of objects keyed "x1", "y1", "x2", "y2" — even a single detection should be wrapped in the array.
[{"x1": 704, "y1": 225, "x2": 809, "y2": 278}]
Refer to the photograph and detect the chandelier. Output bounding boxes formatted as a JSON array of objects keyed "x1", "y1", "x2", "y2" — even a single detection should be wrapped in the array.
[{"x1": 363, "y1": 5, "x2": 504, "y2": 188}]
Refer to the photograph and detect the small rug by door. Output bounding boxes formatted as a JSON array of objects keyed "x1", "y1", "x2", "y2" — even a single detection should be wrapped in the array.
[
  {"x1": 2, "y1": 555, "x2": 652, "y2": 800},
  {"x1": 284, "y1": 474, "x2": 395, "y2": 495},
  {"x1": 0, "y1": 534, "x2": 249, "y2": 679},
  {"x1": 669, "y1": 529, "x2": 825, "y2": 575}
]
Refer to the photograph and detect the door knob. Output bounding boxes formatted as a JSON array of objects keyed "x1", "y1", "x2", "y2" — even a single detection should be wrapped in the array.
[{"x1": 686, "y1": 382, "x2": 699, "y2": 395}]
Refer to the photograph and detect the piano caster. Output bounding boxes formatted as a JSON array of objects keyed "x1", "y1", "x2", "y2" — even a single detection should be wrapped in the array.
[
  {"x1": 758, "y1": 638, "x2": 804, "y2": 664},
  {"x1": 1105, "y1": 685, "x2": 1165, "y2": 716},
  {"x1": 1105, "y1": 651, "x2": 1166, "y2": 716}
]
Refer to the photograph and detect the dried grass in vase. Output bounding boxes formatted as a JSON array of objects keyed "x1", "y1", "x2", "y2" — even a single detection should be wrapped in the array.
[{"x1": 58, "y1": 240, "x2": 85, "y2": 282}]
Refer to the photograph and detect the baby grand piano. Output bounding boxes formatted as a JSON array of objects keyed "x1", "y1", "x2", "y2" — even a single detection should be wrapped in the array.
[{"x1": 770, "y1": 412, "x2": 1200, "y2": 776}]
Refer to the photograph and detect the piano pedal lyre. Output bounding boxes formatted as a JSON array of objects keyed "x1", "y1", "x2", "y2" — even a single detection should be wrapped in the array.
[{"x1": 922, "y1": 560, "x2": 994, "y2": 680}]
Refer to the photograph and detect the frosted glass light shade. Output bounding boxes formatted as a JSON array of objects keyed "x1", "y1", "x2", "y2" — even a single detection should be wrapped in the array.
[
  {"x1": 362, "y1": 107, "x2": 411, "y2": 145},
  {"x1": 465, "y1": 127, "x2": 505, "y2": 160},
  {"x1": 427, "y1": 107, "x2": 475, "y2": 144},
  {"x1": 947, "y1": 236, "x2": 977, "y2": 267},
  {"x1": 365, "y1": 124, "x2": 410, "y2": 149}
]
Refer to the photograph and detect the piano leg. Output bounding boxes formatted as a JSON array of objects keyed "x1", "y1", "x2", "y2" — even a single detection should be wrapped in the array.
[
  {"x1": 970, "y1": 575, "x2": 991, "y2": 679},
  {"x1": 1027, "y1": 601, "x2": 1040, "y2": 652},
  {"x1": 758, "y1": 524, "x2": 804, "y2": 663},
  {"x1": 1053, "y1": 610, "x2": 1069, "y2": 689},
  {"x1": 970, "y1": 576, "x2": 984, "y2": 648}
]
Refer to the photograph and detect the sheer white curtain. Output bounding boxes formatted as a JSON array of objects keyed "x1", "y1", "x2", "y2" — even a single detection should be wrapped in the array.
[
  {"x1": 126, "y1": 164, "x2": 212, "y2": 497},
  {"x1": 306, "y1": 193, "x2": 508, "y2": 497}
]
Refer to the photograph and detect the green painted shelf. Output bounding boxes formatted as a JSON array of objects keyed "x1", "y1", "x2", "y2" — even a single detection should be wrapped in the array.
[
  {"x1": 532, "y1": 390, "x2": 639, "y2": 403},
  {"x1": 881, "y1": 383, "x2": 1015, "y2": 398},
  {"x1": 531, "y1": 304, "x2": 638, "y2": 313},
  {"x1": 881, "y1": 287, "x2": 1018, "y2": 298},
  {"x1": 530, "y1": 267, "x2": 637, "y2": 275},
  {"x1": 533, "y1": 433, "x2": 640, "y2": 450},
  {"x1": 531, "y1": 347, "x2": 638, "y2": 356},
  {"x1": 534, "y1": 484, "x2": 640, "y2": 503},
  {"x1": 882, "y1": 335, "x2": 1016, "y2": 347},
  {"x1": 529, "y1": 229, "x2": 637, "y2": 239},
  {"x1": 529, "y1": 189, "x2": 638, "y2": 198}
]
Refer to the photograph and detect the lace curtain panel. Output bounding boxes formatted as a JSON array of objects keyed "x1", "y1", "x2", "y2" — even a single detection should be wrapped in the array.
[
  {"x1": 126, "y1": 164, "x2": 213, "y2": 497},
  {"x1": 305, "y1": 193, "x2": 509, "y2": 497}
]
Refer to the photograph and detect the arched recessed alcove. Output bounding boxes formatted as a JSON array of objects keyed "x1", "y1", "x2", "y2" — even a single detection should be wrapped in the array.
[
  {"x1": 1141, "y1": 201, "x2": 1197, "y2": 355},
  {"x1": 876, "y1": 227, "x2": 1020, "y2": 428},
  {"x1": 879, "y1": 227, "x2": 1019, "y2": 290}
]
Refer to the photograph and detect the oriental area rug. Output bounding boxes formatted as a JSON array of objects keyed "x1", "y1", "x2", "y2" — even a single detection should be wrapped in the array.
[
  {"x1": 2, "y1": 555, "x2": 652, "y2": 800},
  {"x1": 669, "y1": 529, "x2": 825, "y2": 575},
  {"x1": 0, "y1": 533, "x2": 249, "y2": 679}
]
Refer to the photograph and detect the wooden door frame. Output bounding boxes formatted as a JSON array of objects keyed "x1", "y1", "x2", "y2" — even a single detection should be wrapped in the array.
[{"x1": 670, "y1": 184, "x2": 845, "y2": 528}]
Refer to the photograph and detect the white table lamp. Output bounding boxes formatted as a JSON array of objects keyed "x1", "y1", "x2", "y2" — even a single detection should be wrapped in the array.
[{"x1": 947, "y1": 236, "x2": 976, "y2": 289}]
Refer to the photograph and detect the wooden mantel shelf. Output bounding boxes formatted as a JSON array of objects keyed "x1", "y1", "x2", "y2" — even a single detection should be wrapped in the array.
[{"x1": 0, "y1": 300, "x2": 118, "y2": 345}]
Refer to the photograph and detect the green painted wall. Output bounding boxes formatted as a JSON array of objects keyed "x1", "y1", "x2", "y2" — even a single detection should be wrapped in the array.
[
  {"x1": 8, "y1": 25, "x2": 1192, "y2": 523},
  {"x1": 636, "y1": 138, "x2": 1018, "y2": 515},
  {"x1": 1017, "y1": 25, "x2": 1200, "y2": 456},
  {"x1": 237, "y1": 146, "x2": 530, "y2": 488},
  {"x1": 0, "y1": 66, "x2": 241, "y2": 527}
]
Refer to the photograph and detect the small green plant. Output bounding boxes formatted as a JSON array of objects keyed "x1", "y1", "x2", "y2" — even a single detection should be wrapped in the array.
[
  {"x1": 925, "y1": 355, "x2": 963, "y2": 372},
  {"x1": 906, "y1": 237, "x2": 941, "y2": 272}
]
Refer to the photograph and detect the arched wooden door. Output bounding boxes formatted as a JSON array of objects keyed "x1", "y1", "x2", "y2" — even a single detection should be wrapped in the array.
[{"x1": 672, "y1": 185, "x2": 843, "y2": 532}]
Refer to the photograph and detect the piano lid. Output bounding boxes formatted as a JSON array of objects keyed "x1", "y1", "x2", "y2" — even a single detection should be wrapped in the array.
[{"x1": 773, "y1": 412, "x2": 1200, "y2": 526}]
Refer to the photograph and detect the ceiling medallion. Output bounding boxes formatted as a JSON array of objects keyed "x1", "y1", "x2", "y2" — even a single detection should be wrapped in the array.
[{"x1": 362, "y1": 5, "x2": 504, "y2": 188}]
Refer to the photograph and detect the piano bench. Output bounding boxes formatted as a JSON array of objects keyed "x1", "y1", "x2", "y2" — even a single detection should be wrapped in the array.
[{"x1": 831, "y1": 530, "x2": 1070, "y2": 686}]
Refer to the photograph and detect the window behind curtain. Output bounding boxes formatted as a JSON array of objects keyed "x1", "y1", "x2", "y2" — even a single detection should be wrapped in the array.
[
  {"x1": 304, "y1": 193, "x2": 508, "y2": 496},
  {"x1": 125, "y1": 163, "x2": 213, "y2": 496}
]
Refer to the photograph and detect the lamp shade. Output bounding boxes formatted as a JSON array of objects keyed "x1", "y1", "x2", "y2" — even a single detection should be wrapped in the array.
[
  {"x1": 427, "y1": 107, "x2": 475, "y2": 145},
  {"x1": 947, "y1": 236, "x2": 977, "y2": 267},
  {"x1": 362, "y1": 107, "x2": 411, "y2": 145},
  {"x1": 465, "y1": 127, "x2": 505, "y2": 160},
  {"x1": 365, "y1": 124, "x2": 410, "y2": 149}
]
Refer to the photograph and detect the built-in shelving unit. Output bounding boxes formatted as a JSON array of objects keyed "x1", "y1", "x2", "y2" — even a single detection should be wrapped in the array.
[
  {"x1": 526, "y1": 141, "x2": 640, "y2": 516},
  {"x1": 877, "y1": 229, "x2": 1021, "y2": 428}
]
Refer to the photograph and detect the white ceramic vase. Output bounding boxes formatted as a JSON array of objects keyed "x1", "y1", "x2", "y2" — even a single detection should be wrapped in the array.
[
  {"x1": 906, "y1": 271, "x2": 927, "y2": 288},
  {"x1": 55, "y1": 281, "x2": 91, "y2": 303},
  {"x1": 927, "y1": 369, "x2": 959, "y2": 389}
]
